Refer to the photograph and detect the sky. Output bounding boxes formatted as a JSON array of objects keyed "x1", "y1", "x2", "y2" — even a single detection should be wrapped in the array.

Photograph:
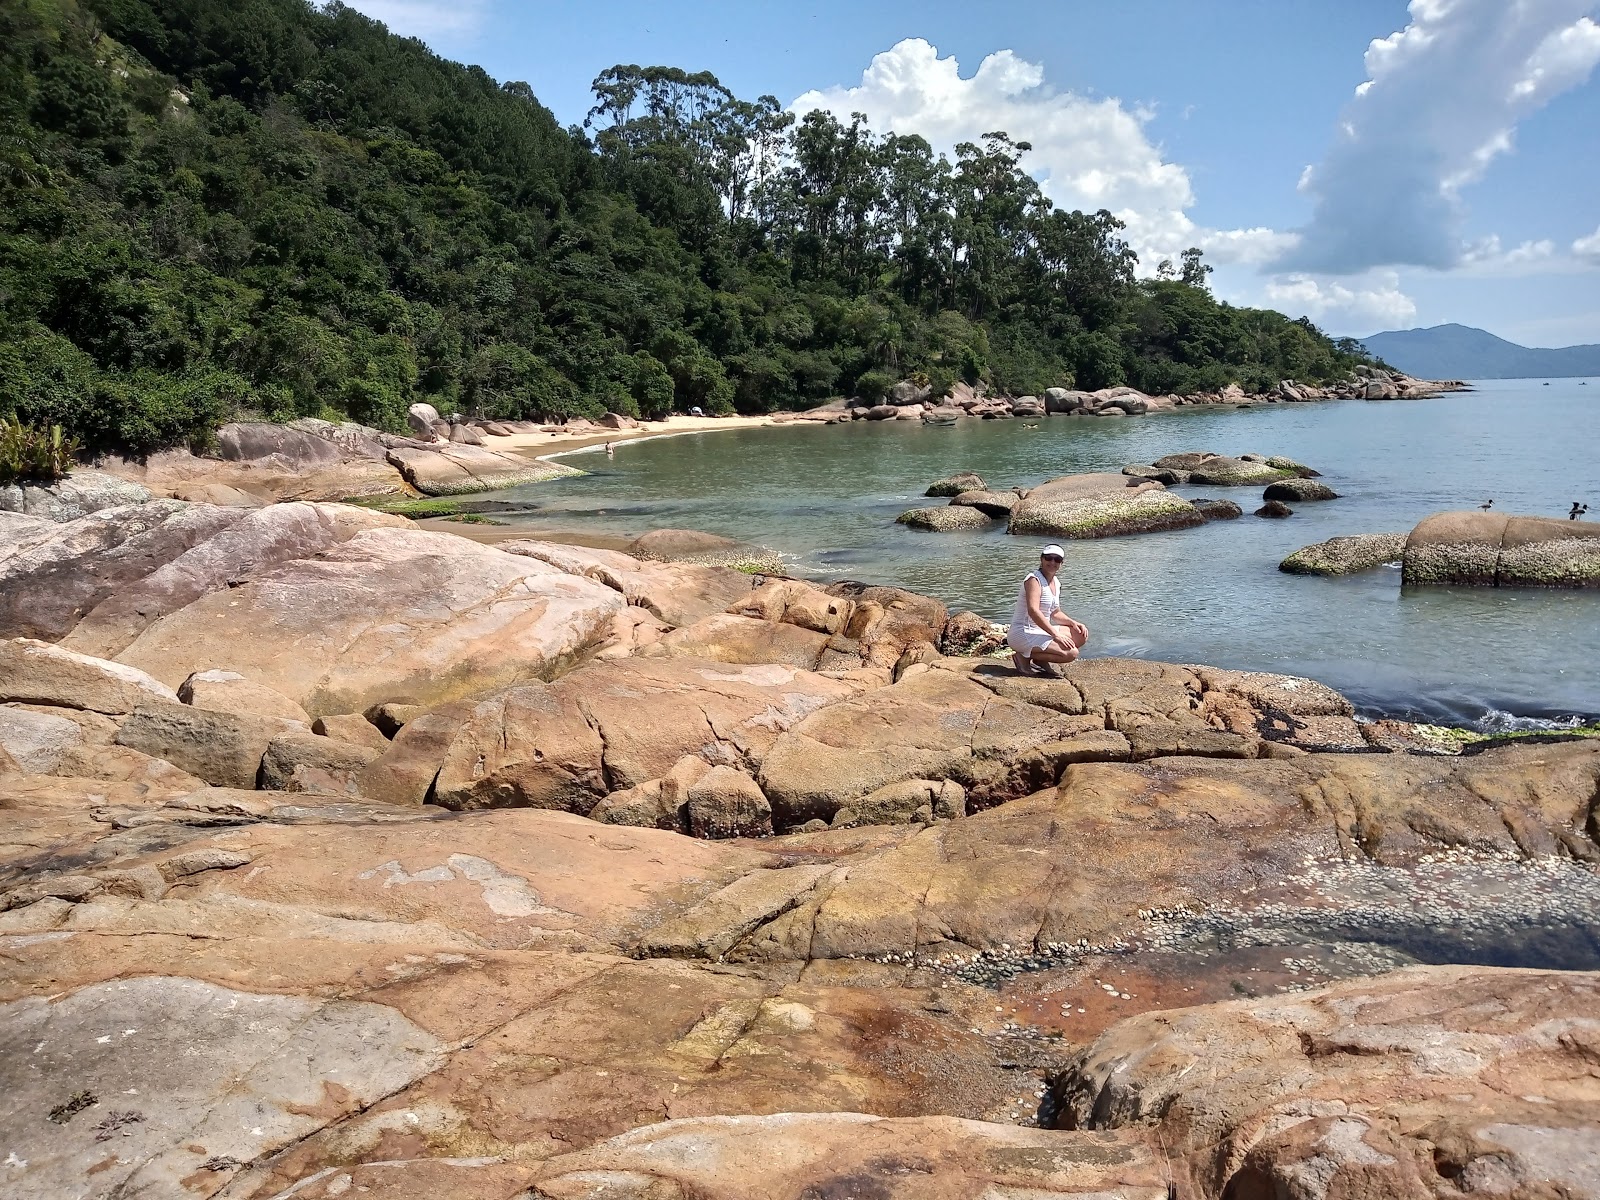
[{"x1": 339, "y1": 0, "x2": 1600, "y2": 346}]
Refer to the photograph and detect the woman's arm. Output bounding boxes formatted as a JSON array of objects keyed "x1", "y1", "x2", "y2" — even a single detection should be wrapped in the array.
[
  {"x1": 1048, "y1": 604, "x2": 1089, "y2": 645},
  {"x1": 1025, "y1": 578, "x2": 1075, "y2": 648}
]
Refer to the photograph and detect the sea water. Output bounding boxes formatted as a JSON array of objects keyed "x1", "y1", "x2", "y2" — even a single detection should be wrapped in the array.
[{"x1": 491, "y1": 378, "x2": 1600, "y2": 726}]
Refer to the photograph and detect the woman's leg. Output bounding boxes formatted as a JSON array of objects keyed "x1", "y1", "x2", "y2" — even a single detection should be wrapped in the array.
[{"x1": 1030, "y1": 643, "x2": 1080, "y2": 664}]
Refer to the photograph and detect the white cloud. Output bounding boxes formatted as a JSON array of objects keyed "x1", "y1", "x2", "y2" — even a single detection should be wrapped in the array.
[
  {"x1": 1263, "y1": 271, "x2": 1418, "y2": 333},
  {"x1": 790, "y1": 38, "x2": 1234, "y2": 270},
  {"x1": 1282, "y1": 1, "x2": 1600, "y2": 274},
  {"x1": 1575, "y1": 224, "x2": 1600, "y2": 262},
  {"x1": 329, "y1": 0, "x2": 488, "y2": 41},
  {"x1": 1199, "y1": 227, "x2": 1301, "y2": 268}
]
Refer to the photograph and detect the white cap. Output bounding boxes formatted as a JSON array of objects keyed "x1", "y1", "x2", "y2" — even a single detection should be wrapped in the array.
[{"x1": 1040, "y1": 544, "x2": 1065, "y2": 558}]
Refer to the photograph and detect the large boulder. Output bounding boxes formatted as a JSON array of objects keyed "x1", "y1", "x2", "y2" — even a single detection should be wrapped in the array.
[
  {"x1": 686, "y1": 766, "x2": 773, "y2": 839},
  {"x1": 500, "y1": 540, "x2": 755, "y2": 628},
  {"x1": 106, "y1": 527, "x2": 626, "y2": 717},
  {"x1": 1052, "y1": 967, "x2": 1600, "y2": 1200},
  {"x1": 1403, "y1": 511, "x2": 1600, "y2": 587},
  {"x1": 0, "y1": 705, "x2": 89, "y2": 773},
  {"x1": 0, "y1": 501, "x2": 247, "y2": 643},
  {"x1": 114, "y1": 701, "x2": 304, "y2": 788},
  {"x1": 1043, "y1": 388, "x2": 1093, "y2": 414},
  {"x1": 0, "y1": 639, "x2": 178, "y2": 713},
  {"x1": 364, "y1": 657, "x2": 855, "y2": 810},
  {"x1": 53, "y1": 502, "x2": 409, "y2": 659},
  {"x1": 887, "y1": 379, "x2": 932, "y2": 405},
  {"x1": 757, "y1": 668, "x2": 1093, "y2": 827},
  {"x1": 214, "y1": 422, "x2": 345, "y2": 470},
  {"x1": 384, "y1": 443, "x2": 580, "y2": 495},
  {"x1": 1008, "y1": 474, "x2": 1203, "y2": 539},
  {"x1": 96, "y1": 441, "x2": 401, "y2": 506},
  {"x1": 742, "y1": 738, "x2": 1600, "y2": 963},
  {"x1": 895, "y1": 505, "x2": 994, "y2": 532},
  {"x1": 178, "y1": 669, "x2": 312, "y2": 724},
  {"x1": 406, "y1": 401, "x2": 442, "y2": 439},
  {"x1": 1281, "y1": 532, "x2": 1406, "y2": 575},
  {"x1": 1187, "y1": 456, "x2": 1299, "y2": 486},
  {"x1": 0, "y1": 470, "x2": 153, "y2": 523}
]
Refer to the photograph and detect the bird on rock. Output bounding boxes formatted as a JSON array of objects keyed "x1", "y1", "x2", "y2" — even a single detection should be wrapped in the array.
[
  {"x1": 1572, "y1": 502, "x2": 1590, "y2": 521},
  {"x1": 1479, "y1": 499, "x2": 1495, "y2": 511}
]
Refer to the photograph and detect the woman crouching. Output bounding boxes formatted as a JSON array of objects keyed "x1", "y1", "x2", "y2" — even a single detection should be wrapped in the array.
[{"x1": 1007, "y1": 544, "x2": 1089, "y2": 676}]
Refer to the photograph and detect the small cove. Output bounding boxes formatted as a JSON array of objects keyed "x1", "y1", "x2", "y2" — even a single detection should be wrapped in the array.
[{"x1": 488, "y1": 378, "x2": 1600, "y2": 727}]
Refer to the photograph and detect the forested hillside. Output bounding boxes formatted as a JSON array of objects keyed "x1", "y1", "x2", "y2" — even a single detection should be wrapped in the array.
[{"x1": 0, "y1": 0, "x2": 1375, "y2": 456}]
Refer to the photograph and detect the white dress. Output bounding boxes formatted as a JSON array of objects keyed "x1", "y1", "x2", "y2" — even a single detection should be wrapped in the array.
[{"x1": 1007, "y1": 568, "x2": 1061, "y2": 655}]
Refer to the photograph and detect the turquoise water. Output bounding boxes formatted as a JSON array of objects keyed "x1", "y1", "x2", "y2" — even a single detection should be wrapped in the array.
[{"x1": 492, "y1": 379, "x2": 1600, "y2": 725}]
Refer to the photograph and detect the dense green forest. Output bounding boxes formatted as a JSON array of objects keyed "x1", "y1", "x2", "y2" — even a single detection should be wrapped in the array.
[{"x1": 0, "y1": 0, "x2": 1376, "y2": 457}]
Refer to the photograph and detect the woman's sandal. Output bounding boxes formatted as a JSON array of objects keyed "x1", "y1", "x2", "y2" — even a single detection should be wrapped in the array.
[{"x1": 1011, "y1": 651, "x2": 1039, "y2": 676}]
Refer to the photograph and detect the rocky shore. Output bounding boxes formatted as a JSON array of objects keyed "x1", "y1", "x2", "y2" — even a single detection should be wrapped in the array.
[
  {"x1": 777, "y1": 366, "x2": 1468, "y2": 426},
  {"x1": 2, "y1": 485, "x2": 1597, "y2": 1199}
]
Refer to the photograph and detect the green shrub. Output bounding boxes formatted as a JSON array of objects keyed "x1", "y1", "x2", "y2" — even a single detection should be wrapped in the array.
[
  {"x1": 0, "y1": 416, "x2": 80, "y2": 485},
  {"x1": 853, "y1": 369, "x2": 895, "y2": 402}
]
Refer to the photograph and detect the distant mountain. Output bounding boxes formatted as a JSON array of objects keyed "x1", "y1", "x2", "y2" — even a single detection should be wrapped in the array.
[{"x1": 1361, "y1": 324, "x2": 1600, "y2": 379}]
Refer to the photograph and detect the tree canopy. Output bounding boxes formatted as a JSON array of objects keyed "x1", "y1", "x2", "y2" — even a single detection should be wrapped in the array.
[{"x1": 0, "y1": 0, "x2": 1376, "y2": 456}]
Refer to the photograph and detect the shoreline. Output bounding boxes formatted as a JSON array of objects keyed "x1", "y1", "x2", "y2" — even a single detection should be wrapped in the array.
[{"x1": 479, "y1": 413, "x2": 785, "y2": 464}]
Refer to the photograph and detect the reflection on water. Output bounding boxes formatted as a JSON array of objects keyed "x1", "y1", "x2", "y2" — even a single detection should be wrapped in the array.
[{"x1": 491, "y1": 380, "x2": 1600, "y2": 724}]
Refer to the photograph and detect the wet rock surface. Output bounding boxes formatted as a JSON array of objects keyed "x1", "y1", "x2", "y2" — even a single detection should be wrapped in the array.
[
  {"x1": 1404, "y1": 510, "x2": 1600, "y2": 587},
  {"x1": 1, "y1": 510, "x2": 1595, "y2": 1200},
  {"x1": 1281, "y1": 532, "x2": 1407, "y2": 575},
  {"x1": 1008, "y1": 473, "x2": 1204, "y2": 539}
]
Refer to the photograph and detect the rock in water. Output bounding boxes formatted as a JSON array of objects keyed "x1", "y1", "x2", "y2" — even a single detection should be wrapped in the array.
[
  {"x1": 949, "y1": 488, "x2": 1021, "y2": 516},
  {"x1": 1255, "y1": 500, "x2": 1294, "y2": 518},
  {"x1": 1263, "y1": 479, "x2": 1340, "y2": 502},
  {"x1": 1007, "y1": 473, "x2": 1203, "y2": 539},
  {"x1": 1192, "y1": 498, "x2": 1243, "y2": 521},
  {"x1": 924, "y1": 471, "x2": 987, "y2": 497},
  {"x1": 1403, "y1": 511, "x2": 1600, "y2": 587},
  {"x1": 1189, "y1": 456, "x2": 1301, "y2": 486},
  {"x1": 1280, "y1": 532, "x2": 1406, "y2": 575},
  {"x1": 895, "y1": 506, "x2": 994, "y2": 532}
]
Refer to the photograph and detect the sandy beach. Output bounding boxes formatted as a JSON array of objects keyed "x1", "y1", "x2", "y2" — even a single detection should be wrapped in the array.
[{"x1": 487, "y1": 412, "x2": 786, "y2": 462}]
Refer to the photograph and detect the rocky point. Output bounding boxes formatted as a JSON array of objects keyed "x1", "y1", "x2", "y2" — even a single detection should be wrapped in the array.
[{"x1": 1, "y1": 490, "x2": 1596, "y2": 1200}]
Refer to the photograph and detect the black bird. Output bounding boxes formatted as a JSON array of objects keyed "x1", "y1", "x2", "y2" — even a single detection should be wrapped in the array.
[
  {"x1": 1572, "y1": 503, "x2": 1590, "y2": 521},
  {"x1": 1479, "y1": 499, "x2": 1495, "y2": 511}
]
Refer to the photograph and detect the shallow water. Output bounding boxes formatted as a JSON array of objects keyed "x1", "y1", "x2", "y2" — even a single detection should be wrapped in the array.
[{"x1": 491, "y1": 378, "x2": 1600, "y2": 725}]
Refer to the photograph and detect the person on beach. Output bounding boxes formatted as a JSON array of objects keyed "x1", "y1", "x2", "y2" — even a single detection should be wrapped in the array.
[
  {"x1": 605, "y1": 441, "x2": 614, "y2": 458},
  {"x1": 1008, "y1": 544, "x2": 1089, "y2": 676}
]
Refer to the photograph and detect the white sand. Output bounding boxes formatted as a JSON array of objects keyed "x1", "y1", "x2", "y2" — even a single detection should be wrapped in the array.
[{"x1": 483, "y1": 413, "x2": 785, "y2": 460}]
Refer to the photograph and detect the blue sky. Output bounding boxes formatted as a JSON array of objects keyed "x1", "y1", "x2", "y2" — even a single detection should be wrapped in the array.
[{"x1": 344, "y1": 0, "x2": 1600, "y2": 345}]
